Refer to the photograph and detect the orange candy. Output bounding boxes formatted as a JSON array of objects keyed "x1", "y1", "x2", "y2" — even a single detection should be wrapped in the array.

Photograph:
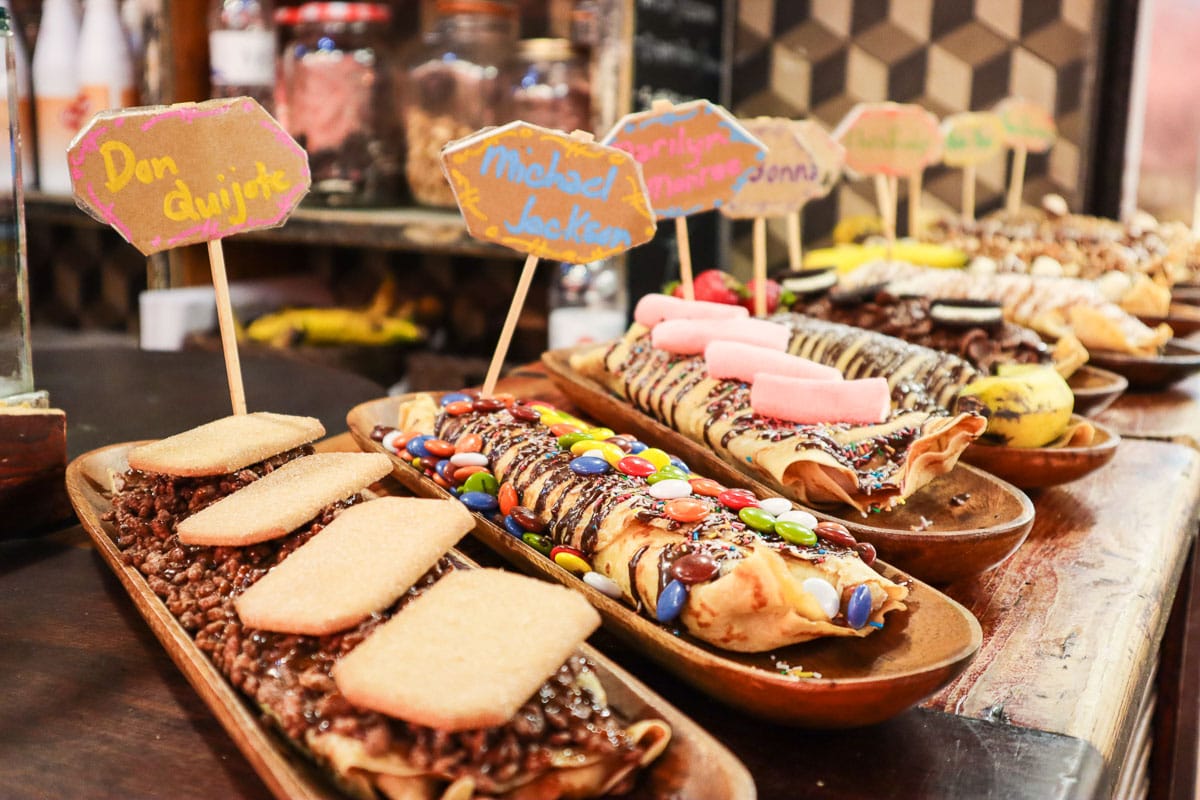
[
  {"x1": 549, "y1": 423, "x2": 583, "y2": 437},
  {"x1": 444, "y1": 400, "x2": 474, "y2": 416},
  {"x1": 454, "y1": 465, "x2": 488, "y2": 482},
  {"x1": 492, "y1": 392, "x2": 516, "y2": 405},
  {"x1": 689, "y1": 478, "x2": 725, "y2": 497},
  {"x1": 663, "y1": 498, "x2": 710, "y2": 524},
  {"x1": 432, "y1": 473, "x2": 452, "y2": 489},
  {"x1": 424, "y1": 439, "x2": 455, "y2": 458},
  {"x1": 455, "y1": 433, "x2": 483, "y2": 454},
  {"x1": 498, "y1": 483, "x2": 519, "y2": 516}
]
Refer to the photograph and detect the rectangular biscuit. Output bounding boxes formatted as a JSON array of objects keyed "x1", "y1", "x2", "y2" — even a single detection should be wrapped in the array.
[
  {"x1": 333, "y1": 569, "x2": 600, "y2": 732},
  {"x1": 234, "y1": 497, "x2": 473, "y2": 635},
  {"x1": 176, "y1": 452, "x2": 392, "y2": 546},
  {"x1": 127, "y1": 412, "x2": 326, "y2": 477}
]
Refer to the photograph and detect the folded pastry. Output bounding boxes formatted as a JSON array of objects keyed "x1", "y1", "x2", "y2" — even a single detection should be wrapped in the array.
[
  {"x1": 840, "y1": 261, "x2": 1173, "y2": 355},
  {"x1": 570, "y1": 324, "x2": 984, "y2": 513},
  {"x1": 396, "y1": 394, "x2": 908, "y2": 652},
  {"x1": 105, "y1": 415, "x2": 667, "y2": 800}
]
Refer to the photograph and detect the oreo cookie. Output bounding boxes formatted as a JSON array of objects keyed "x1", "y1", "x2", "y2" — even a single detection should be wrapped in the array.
[
  {"x1": 828, "y1": 282, "x2": 889, "y2": 307},
  {"x1": 929, "y1": 298, "x2": 1004, "y2": 330},
  {"x1": 773, "y1": 268, "x2": 838, "y2": 298}
]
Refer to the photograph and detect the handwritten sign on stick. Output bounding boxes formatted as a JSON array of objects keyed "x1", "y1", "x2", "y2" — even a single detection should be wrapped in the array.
[
  {"x1": 995, "y1": 98, "x2": 1057, "y2": 154},
  {"x1": 834, "y1": 102, "x2": 942, "y2": 178},
  {"x1": 792, "y1": 120, "x2": 845, "y2": 201},
  {"x1": 68, "y1": 97, "x2": 310, "y2": 256},
  {"x1": 941, "y1": 111, "x2": 1005, "y2": 168},
  {"x1": 721, "y1": 117, "x2": 817, "y2": 220}
]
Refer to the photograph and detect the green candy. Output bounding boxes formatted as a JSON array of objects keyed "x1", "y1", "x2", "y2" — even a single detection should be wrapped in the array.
[
  {"x1": 522, "y1": 532, "x2": 552, "y2": 555},
  {"x1": 646, "y1": 465, "x2": 689, "y2": 485},
  {"x1": 738, "y1": 506, "x2": 776, "y2": 533},
  {"x1": 462, "y1": 471, "x2": 499, "y2": 495},
  {"x1": 775, "y1": 520, "x2": 817, "y2": 546},
  {"x1": 558, "y1": 432, "x2": 595, "y2": 450}
]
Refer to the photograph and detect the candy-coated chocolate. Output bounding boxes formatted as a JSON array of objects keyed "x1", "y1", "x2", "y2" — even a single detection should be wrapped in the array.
[
  {"x1": 444, "y1": 400, "x2": 474, "y2": 416},
  {"x1": 462, "y1": 471, "x2": 499, "y2": 495},
  {"x1": 380, "y1": 429, "x2": 405, "y2": 454},
  {"x1": 655, "y1": 579, "x2": 688, "y2": 623},
  {"x1": 616, "y1": 456, "x2": 657, "y2": 478},
  {"x1": 738, "y1": 506, "x2": 776, "y2": 533},
  {"x1": 584, "y1": 427, "x2": 616, "y2": 440},
  {"x1": 432, "y1": 473, "x2": 452, "y2": 489},
  {"x1": 435, "y1": 459, "x2": 455, "y2": 481},
  {"x1": 549, "y1": 422, "x2": 583, "y2": 437},
  {"x1": 454, "y1": 433, "x2": 483, "y2": 453},
  {"x1": 669, "y1": 553, "x2": 719, "y2": 584},
  {"x1": 424, "y1": 439, "x2": 455, "y2": 458},
  {"x1": 522, "y1": 532, "x2": 553, "y2": 554},
  {"x1": 510, "y1": 405, "x2": 541, "y2": 423},
  {"x1": 646, "y1": 465, "x2": 689, "y2": 484},
  {"x1": 492, "y1": 392, "x2": 516, "y2": 405},
  {"x1": 583, "y1": 571, "x2": 623, "y2": 598},
  {"x1": 440, "y1": 392, "x2": 472, "y2": 405},
  {"x1": 802, "y1": 577, "x2": 840, "y2": 619},
  {"x1": 649, "y1": 478, "x2": 692, "y2": 500},
  {"x1": 604, "y1": 436, "x2": 633, "y2": 453},
  {"x1": 846, "y1": 583, "x2": 873, "y2": 629},
  {"x1": 669, "y1": 456, "x2": 690, "y2": 473},
  {"x1": 498, "y1": 483, "x2": 519, "y2": 516},
  {"x1": 569, "y1": 456, "x2": 611, "y2": 476},
  {"x1": 503, "y1": 515, "x2": 525, "y2": 537},
  {"x1": 639, "y1": 447, "x2": 671, "y2": 470},
  {"x1": 570, "y1": 441, "x2": 624, "y2": 466},
  {"x1": 405, "y1": 435, "x2": 434, "y2": 458},
  {"x1": 558, "y1": 432, "x2": 595, "y2": 450},
  {"x1": 449, "y1": 452, "x2": 488, "y2": 468},
  {"x1": 758, "y1": 497, "x2": 792, "y2": 517},
  {"x1": 815, "y1": 520, "x2": 857, "y2": 548},
  {"x1": 551, "y1": 546, "x2": 591, "y2": 574},
  {"x1": 459, "y1": 491, "x2": 498, "y2": 513},
  {"x1": 718, "y1": 488, "x2": 759, "y2": 511},
  {"x1": 663, "y1": 497, "x2": 709, "y2": 523},
  {"x1": 472, "y1": 397, "x2": 506, "y2": 413},
  {"x1": 418, "y1": 456, "x2": 441, "y2": 473},
  {"x1": 453, "y1": 465, "x2": 488, "y2": 482},
  {"x1": 628, "y1": 441, "x2": 648, "y2": 454},
  {"x1": 775, "y1": 520, "x2": 817, "y2": 546},
  {"x1": 510, "y1": 506, "x2": 544, "y2": 533},
  {"x1": 855, "y1": 541, "x2": 878, "y2": 565},
  {"x1": 777, "y1": 509, "x2": 819, "y2": 529},
  {"x1": 539, "y1": 410, "x2": 567, "y2": 425},
  {"x1": 688, "y1": 477, "x2": 724, "y2": 497}
]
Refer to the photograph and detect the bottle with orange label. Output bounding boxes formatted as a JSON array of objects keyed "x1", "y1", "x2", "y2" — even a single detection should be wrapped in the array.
[
  {"x1": 78, "y1": 0, "x2": 136, "y2": 116},
  {"x1": 31, "y1": 0, "x2": 81, "y2": 193}
]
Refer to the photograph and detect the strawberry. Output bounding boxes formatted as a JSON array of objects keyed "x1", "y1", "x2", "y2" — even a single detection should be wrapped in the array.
[
  {"x1": 669, "y1": 269, "x2": 745, "y2": 305},
  {"x1": 739, "y1": 278, "x2": 794, "y2": 315}
]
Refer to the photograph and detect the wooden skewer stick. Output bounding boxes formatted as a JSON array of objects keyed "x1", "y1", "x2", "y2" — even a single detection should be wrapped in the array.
[
  {"x1": 908, "y1": 170, "x2": 922, "y2": 237},
  {"x1": 753, "y1": 217, "x2": 767, "y2": 317},
  {"x1": 786, "y1": 211, "x2": 803, "y2": 269},
  {"x1": 1006, "y1": 145, "x2": 1028, "y2": 215},
  {"x1": 481, "y1": 252, "x2": 539, "y2": 398},
  {"x1": 962, "y1": 163, "x2": 977, "y2": 224},
  {"x1": 675, "y1": 216, "x2": 695, "y2": 300},
  {"x1": 206, "y1": 239, "x2": 247, "y2": 416}
]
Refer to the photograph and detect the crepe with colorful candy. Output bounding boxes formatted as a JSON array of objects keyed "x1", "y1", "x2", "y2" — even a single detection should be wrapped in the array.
[{"x1": 384, "y1": 394, "x2": 908, "y2": 653}]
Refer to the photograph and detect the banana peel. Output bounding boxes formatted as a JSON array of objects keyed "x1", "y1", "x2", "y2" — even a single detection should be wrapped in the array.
[
  {"x1": 956, "y1": 364, "x2": 1075, "y2": 448},
  {"x1": 245, "y1": 276, "x2": 424, "y2": 348},
  {"x1": 804, "y1": 242, "x2": 968, "y2": 273}
]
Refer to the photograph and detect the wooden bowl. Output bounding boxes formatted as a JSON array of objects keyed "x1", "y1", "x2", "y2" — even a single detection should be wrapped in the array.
[
  {"x1": 540, "y1": 349, "x2": 1035, "y2": 585},
  {"x1": 1068, "y1": 365, "x2": 1128, "y2": 417},
  {"x1": 1137, "y1": 303, "x2": 1200, "y2": 338},
  {"x1": 349, "y1": 395, "x2": 983, "y2": 728},
  {"x1": 1087, "y1": 338, "x2": 1200, "y2": 390},
  {"x1": 67, "y1": 443, "x2": 755, "y2": 799},
  {"x1": 960, "y1": 416, "x2": 1121, "y2": 490}
]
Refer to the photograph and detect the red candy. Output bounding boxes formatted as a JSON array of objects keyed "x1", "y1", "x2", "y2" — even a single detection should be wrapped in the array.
[
  {"x1": 444, "y1": 400, "x2": 474, "y2": 416},
  {"x1": 473, "y1": 397, "x2": 506, "y2": 413},
  {"x1": 663, "y1": 498, "x2": 709, "y2": 523},
  {"x1": 510, "y1": 506, "x2": 544, "y2": 533},
  {"x1": 616, "y1": 456, "x2": 656, "y2": 477},
  {"x1": 689, "y1": 478, "x2": 725, "y2": 497},
  {"x1": 814, "y1": 521, "x2": 857, "y2": 548},
  {"x1": 605, "y1": 436, "x2": 634, "y2": 453},
  {"x1": 718, "y1": 488, "x2": 759, "y2": 511},
  {"x1": 424, "y1": 439, "x2": 455, "y2": 458},
  {"x1": 510, "y1": 405, "x2": 540, "y2": 423},
  {"x1": 669, "y1": 553, "x2": 719, "y2": 584},
  {"x1": 498, "y1": 483, "x2": 519, "y2": 516},
  {"x1": 855, "y1": 541, "x2": 877, "y2": 565}
]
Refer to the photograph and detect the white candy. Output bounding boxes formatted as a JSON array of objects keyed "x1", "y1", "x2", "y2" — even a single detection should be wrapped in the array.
[
  {"x1": 449, "y1": 452, "x2": 489, "y2": 467},
  {"x1": 803, "y1": 577, "x2": 841, "y2": 620},
  {"x1": 648, "y1": 479, "x2": 692, "y2": 500},
  {"x1": 777, "y1": 509, "x2": 819, "y2": 529},
  {"x1": 1030, "y1": 255, "x2": 1064, "y2": 277},
  {"x1": 967, "y1": 255, "x2": 998, "y2": 275},
  {"x1": 583, "y1": 571, "x2": 624, "y2": 599},
  {"x1": 579, "y1": 449, "x2": 606, "y2": 461},
  {"x1": 758, "y1": 497, "x2": 792, "y2": 517},
  {"x1": 381, "y1": 430, "x2": 404, "y2": 454}
]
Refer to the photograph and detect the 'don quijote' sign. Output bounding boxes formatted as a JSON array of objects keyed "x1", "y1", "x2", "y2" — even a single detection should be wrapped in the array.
[
  {"x1": 601, "y1": 99, "x2": 767, "y2": 218},
  {"x1": 441, "y1": 121, "x2": 656, "y2": 263},
  {"x1": 68, "y1": 97, "x2": 310, "y2": 255}
]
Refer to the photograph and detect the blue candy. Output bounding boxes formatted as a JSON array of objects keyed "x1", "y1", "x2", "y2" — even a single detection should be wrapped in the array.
[
  {"x1": 459, "y1": 491, "x2": 498, "y2": 513},
  {"x1": 655, "y1": 579, "x2": 688, "y2": 623},
  {"x1": 405, "y1": 435, "x2": 434, "y2": 458},
  {"x1": 503, "y1": 514, "x2": 525, "y2": 537},
  {"x1": 441, "y1": 392, "x2": 473, "y2": 406},
  {"x1": 628, "y1": 440, "x2": 648, "y2": 454},
  {"x1": 569, "y1": 455, "x2": 611, "y2": 476},
  {"x1": 846, "y1": 583, "x2": 872, "y2": 629},
  {"x1": 435, "y1": 459, "x2": 454, "y2": 481},
  {"x1": 669, "y1": 455, "x2": 690, "y2": 473}
]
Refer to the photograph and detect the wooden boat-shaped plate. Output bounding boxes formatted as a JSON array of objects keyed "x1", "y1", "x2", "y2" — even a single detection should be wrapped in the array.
[
  {"x1": 539, "y1": 349, "x2": 1034, "y2": 585},
  {"x1": 1138, "y1": 303, "x2": 1200, "y2": 338},
  {"x1": 66, "y1": 443, "x2": 755, "y2": 800},
  {"x1": 349, "y1": 395, "x2": 982, "y2": 727},
  {"x1": 961, "y1": 415, "x2": 1121, "y2": 490},
  {"x1": 1068, "y1": 365, "x2": 1128, "y2": 416},
  {"x1": 1087, "y1": 338, "x2": 1200, "y2": 390}
]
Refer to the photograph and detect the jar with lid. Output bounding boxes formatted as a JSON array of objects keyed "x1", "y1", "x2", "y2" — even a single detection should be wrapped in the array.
[
  {"x1": 277, "y1": 2, "x2": 398, "y2": 206},
  {"x1": 499, "y1": 38, "x2": 590, "y2": 134},
  {"x1": 402, "y1": 0, "x2": 518, "y2": 208}
]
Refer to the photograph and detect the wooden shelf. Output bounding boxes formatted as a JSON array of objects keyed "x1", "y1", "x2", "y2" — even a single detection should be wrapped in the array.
[{"x1": 23, "y1": 191, "x2": 518, "y2": 259}]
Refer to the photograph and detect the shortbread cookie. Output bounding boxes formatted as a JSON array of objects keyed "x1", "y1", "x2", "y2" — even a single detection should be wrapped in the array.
[{"x1": 127, "y1": 412, "x2": 325, "y2": 477}]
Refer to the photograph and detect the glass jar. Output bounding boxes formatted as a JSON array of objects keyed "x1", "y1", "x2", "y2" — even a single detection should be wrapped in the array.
[
  {"x1": 499, "y1": 38, "x2": 590, "y2": 134},
  {"x1": 277, "y1": 2, "x2": 399, "y2": 206},
  {"x1": 402, "y1": 0, "x2": 518, "y2": 207}
]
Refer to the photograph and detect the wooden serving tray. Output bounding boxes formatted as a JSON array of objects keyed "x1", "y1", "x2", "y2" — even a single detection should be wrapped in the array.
[
  {"x1": 348, "y1": 395, "x2": 983, "y2": 728},
  {"x1": 66, "y1": 443, "x2": 755, "y2": 800},
  {"x1": 1087, "y1": 338, "x2": 1200, "y2": 390},
  {"x1": 539, "y1": 348, "x2": 1035, "y2": 585},
  {"x1": 961, "y1": 415, "x2": 1121, "y2": 490},
  {"x1": 1068, "y1": 365, "x2": 1128, "y2": 417}
]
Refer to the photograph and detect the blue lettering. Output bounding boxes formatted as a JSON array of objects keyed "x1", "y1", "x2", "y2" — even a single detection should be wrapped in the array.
[
  {"x1": 504, "y1": 195, "x2": 633, "y2": 249},
  {"x1": 480, "y1": 145, "x2": 619, "y2": 201}
]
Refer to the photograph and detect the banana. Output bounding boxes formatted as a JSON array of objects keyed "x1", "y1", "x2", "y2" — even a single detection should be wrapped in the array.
[
  {"x1": 804, "y1": 242, "x2": 968, "y2": 273},
  {"x1": 245, "y1": 308, "x2": 423, "y2": 348},
  {"x1": 956, "y1": 364, "x2": 1075, "y2": 448}
]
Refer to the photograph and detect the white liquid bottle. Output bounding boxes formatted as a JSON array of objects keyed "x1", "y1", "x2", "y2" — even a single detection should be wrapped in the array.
[
  {"x1": 0, "y1": 0, "x2": 33, "y2": 191},
  {"x1": 78, "y1": 0, "x2": 136, "y2": 115},
  {"x1": 31, "y1": 0, "x2": 81, "y2": 194}
]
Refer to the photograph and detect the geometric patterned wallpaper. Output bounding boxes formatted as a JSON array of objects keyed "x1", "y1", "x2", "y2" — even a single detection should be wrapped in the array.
[{"x1": 730, "y1": 0, "x2": 1100, "y2": 268}]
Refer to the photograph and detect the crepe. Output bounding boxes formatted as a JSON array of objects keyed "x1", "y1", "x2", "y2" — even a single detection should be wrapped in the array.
[
  {"x1": 569, "y1": 325, "x2": 985, "y2": 514},
  {"x1": 398, "y1": 394, "x2": 908, "y2": 653}
]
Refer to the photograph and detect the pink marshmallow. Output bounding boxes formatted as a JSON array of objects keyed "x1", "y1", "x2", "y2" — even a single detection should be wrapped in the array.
[
  {"x1": 705, "y1": 340, "x2": 843, "y2": 384},
  {"x1": 633, "y1": 293, "x2": 750, "y2": 327},
  {"x1": 750, "y1": 375, "x2": 892, "y2": 425},
  {"x1": 651, "y1": 318, "x2": 790, "y2": 356}
]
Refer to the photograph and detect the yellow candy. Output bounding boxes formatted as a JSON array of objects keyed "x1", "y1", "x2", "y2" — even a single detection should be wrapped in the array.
[
  {"x1": 554, "y1": 551, "x2": 592, "y2": 574},
  {"x1": 538, "y1": 410, "x2": 567, "y2": 425},
  {"x1": 584, "y1": 427, "x2": 616, "y2": 440},
  {"x1": 639, "y1": 447, "x2": 671, "y2": 470},
  {"x1": 570, "y1": 441, "x2": 624, "y2": 465}
]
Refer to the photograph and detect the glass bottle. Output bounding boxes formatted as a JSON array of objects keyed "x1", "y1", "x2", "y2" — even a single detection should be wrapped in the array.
[
  {"x1": 0, "y1": 6, "x2": 33, "y2": 400},
  {"x1": 402, "y1": 0, "x2": 518, "y2": 207},
  {"x1": 209, "y1": 0, "x2": 275, "y2": 109},
  {"x1": 78, "y1": 0, "x2": 136, "y2": 113},
  {"x1": 499, "y1": 38, "x2": 590, "y2": 133},
  {"x1": 0, "y1": 0, "x2": 31, "y2": 192},
  {"x1": 31, "y1": 0, "x2": 81, "y2": 194},
  {"x1": 547, "y1": 259, "x2": 627, "y2": 350}
]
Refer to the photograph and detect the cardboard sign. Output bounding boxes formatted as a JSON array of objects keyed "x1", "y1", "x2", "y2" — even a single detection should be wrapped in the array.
[
  {"x1": 441, "y1": 121, "x2": 656, "y2": 263},
  {"x1": 792, "y1": 120, "x2": 844, "y2": 201},
  {"x1": 941, "y1": 112, "x2": 1005, "y2": 167},
  {"x1": 995, "y1": 97, "x2": 1057, "y2": 153},
  {"x1": 68, "y1": 97, "x2": 310, "y2": 256},
  {"x1": 601, "y1": 99, "x2": 766, "y2": 218},
  {"x1": 833, "y1": 102, "x2": 942, "y2": 177},
  {"x1": 721, "y1": 117, "x2": 817, "y2": 219}
]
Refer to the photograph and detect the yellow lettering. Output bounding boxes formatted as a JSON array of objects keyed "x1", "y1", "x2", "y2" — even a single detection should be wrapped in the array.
[
  {"x1": 101, "y1": 140, "x2": 135, "y2": 193},
  {"x1": 163, "y1": 179, "x2": 199, "y2": 222},
  {"x1": 228, "y1": 181, "x2": 247, "y2": 224},
  {"x1": 151, "y1": 156, "x2": 177, "y2": 180},
  {"x1": 194, "y1": 191, "x2": 222, "y2": 219}
]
